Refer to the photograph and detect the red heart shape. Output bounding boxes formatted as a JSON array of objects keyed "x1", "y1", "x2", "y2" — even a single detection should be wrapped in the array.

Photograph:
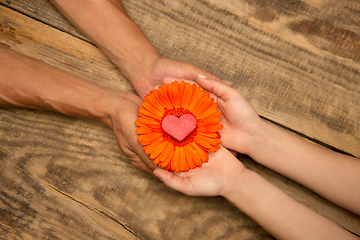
[{"x1": 161, "y1": 114, "x2": 197, "y2": 142}]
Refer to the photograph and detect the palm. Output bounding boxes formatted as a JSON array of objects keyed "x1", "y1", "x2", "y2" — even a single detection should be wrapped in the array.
[{"x1": 154, "y1": 147, "x2": 245, "y2": 197}]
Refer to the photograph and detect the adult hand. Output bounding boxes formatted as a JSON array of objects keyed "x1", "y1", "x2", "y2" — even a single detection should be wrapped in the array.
[
  {"x1": 130, "y1": 57, "x2": 223, "y2": 98},
  {"x1": 153, "y1": 146, "x2": 245, "y2": 196},
  {"x1": 106, "y1": 92, "x2": 157, "y2": 176}
]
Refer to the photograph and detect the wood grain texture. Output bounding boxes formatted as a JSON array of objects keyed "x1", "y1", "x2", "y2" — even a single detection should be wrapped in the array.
[
  {"x1": 0, "y1": 108, "x2": 274, "y2": 239},
  {"x1": 1, "y1": 0, "x2": 360, "y2": 239}
]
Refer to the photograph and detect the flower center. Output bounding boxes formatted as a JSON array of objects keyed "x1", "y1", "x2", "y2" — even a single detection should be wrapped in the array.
[
  {"x1": 161, "y1": 108, "x2": 197, "y2": 145},
  {"x1": 161, "y1": 114, "x2": 197, "y2": 142}
]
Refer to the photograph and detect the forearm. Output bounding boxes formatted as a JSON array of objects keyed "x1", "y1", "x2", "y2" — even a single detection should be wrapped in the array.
[
  {"x1": 224, "y1": 169, "x2": 357, "y2": 240},
  {"x1": 0, "y1": 46, "x2": 120, "y2": 128},
  {"x1": 246, "y1": 120, "x2": 360, "y2": 215},
  {"x1": 49, "y1": 0, "x2": 161, "y2": 83}
]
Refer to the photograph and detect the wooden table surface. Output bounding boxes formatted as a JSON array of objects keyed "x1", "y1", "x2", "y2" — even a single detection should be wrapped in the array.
[{"x1": 1, "y1": 0, "x2": 359, "y2": 239}]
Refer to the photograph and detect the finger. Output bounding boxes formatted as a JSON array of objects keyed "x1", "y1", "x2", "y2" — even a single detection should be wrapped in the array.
[
  {"x1": 198, "y1": 75, "x2": 233, "y2": 87},
  {"x1": 194, "y1": 70, "x2": 222, "y2": 82},
  {"x1": 122, "y1": 134, "x2": 158, "y2": 176},
  {"x1": 124, "y1": 92, "x2": 144, "y2": 106},
  {"x1": 153, "y1": 168, "x2": 192, "y2": 195},
  {"x1": 130, "y1": 155, "x2": 157, "y2": 177},
  {"x1": 132, "y1": 136, "x2": 159, "y2": 172},
  {"x1": 196, "y1": 76, "x2": 238, "y2": 102},
  {"x1": 178, "y1": 62, "x2": 223, "y2": 82},
  {"x1": 223, "y1": 80, "x2": 233, "y2": 87},
  {"x1": 127, "y1": 118, "x2": 158, "y2": 176}
]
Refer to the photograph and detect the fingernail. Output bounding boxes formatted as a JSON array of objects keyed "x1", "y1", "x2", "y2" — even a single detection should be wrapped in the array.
[
  {"x1": 222, "y1": 79, "x2": 232, "y2": 86},
  {"x1": 154, "y1": 172, "x2": 162, "y2": 182},
  {"x1": 197, "y1": 74, "x2": 207, "y2": 79}
]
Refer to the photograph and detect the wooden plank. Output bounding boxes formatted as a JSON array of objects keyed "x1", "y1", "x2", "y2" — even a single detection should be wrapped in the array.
[
  {"x1": 0, "y1": 0, "x2": 87, "y2": 41},
  {"x1": 0, "y1": 149, "x2": 139, "y2": 240},
  {"x1": 1, "y1": 0, "x2": 359, "y2": 157},
  {"x1": 0, "y1": 3, "x2": 133, "y2": 93},
  {"x1": 1, "y1": 5, "x2": 359, "y2": 239}
]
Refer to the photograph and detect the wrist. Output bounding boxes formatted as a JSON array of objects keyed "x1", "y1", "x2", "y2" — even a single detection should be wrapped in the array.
[
  {"x1": 221, "y1": 168, "x2": 260, "y2": 208},
  {"x1": 105, "y1": 22, "x2": 161, "y2": 82},
  {"x1": 97, "y1": 16, "x2": 161, "y2": 85},
  {"x1": 245, "y1": 119, "x2": 276, "y2": 158},
  {"x1": 91, "y1": 90, "x2": 129, "y2": 130},
  {"x1": 220, "y1": 167, "x2": 253, "y2": 199}
]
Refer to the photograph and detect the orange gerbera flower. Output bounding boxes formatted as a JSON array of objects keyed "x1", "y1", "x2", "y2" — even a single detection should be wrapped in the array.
[{"x1": 135, "y1": 81, "x2": 222, "y2": 172}]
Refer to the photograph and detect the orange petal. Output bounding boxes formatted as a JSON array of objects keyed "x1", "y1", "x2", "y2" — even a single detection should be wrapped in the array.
[
  {"x1": 196, "y1": 103, "x2": 218, "y2": 119},
  {"x1": 196, "y1": 132, "x2": 219, "y2": 139},
  {"x1": 138, "y1": 106, "x2": 162, "y2": 120},
  {"x1": 197, "y1": 123, "x2": 223, "y2": 133},
  {"x1": 142, "y1": 101, "x2": 164, "y2": 118},
  {"x1": 198, "y1": 111, "x2": 222, "y2": 122},
  {"x1": 164, "y1": 161, "x2": 172, "y2": 170},
  {"x1": 197, "y1": 117, "x2": 220, "y2": 126},
  {"x1": 157, "y1": 85, "x2": 172, "y2": 109},
  {"x1": 164, "y1": 84, "x2": 174, "y2": 108},
  {"x1": 194, "y1": 135, "x2": 213, "y2": 150},
  {"x1": 195, "y1": 134, "x2": 220, "y2": 146},
  {"x1": 159, "y1": 146, "x2": 173, "y2": 168},
  {"x1": 150, "y1": 141, "x2": 168, "y2": 160},
  {"x1": 184, "y1": 145, "x2": 197, "y2": 169},
  {"x1": 190, "y1": 142, "x2": 208, "y2": 164},
  {"x1": 138, "y1": 132, "x2": 163, "y2": 145},
  {"x1": 182, "y1": 83, "x2": 194, "y2": 109},
  {"x1": 188, "y1": 86, "x2": 205, "y2": 111},
  {"x1": 144, "y1": 137, "x2": 166, "y2": 155},
  {"x1": 179, "y1": 81, "x2": 186, "y2": 106},
  {"x1": 135, "y1": 126, "x2": 161, "y2": 135},
  {"x1": 136, "y1": 117, "x2": 161, "y2": 126},
  {"x1": 192, "y1": 96, "x2": 214, "y2": 117},
  {"x1": 179, "y1": 147, "x2": 186, "y2": 172},
  {"x1": 145, "y1": 94, "x2": 165, "y2": 113},
  {"x1": 171, "y1": 81, "x2": 181, "y2": 108},
  {"x1": 153, "y1": 157, "x2": 161, "y2": 165},
  {"x1": 192, "y1": 149, "x2": 203, "y2": 167},
  {"x1": 171, "y1": 146, "x2": 180, "y2": 172},
  {"x1": 158, "y1": 142, "x2": 173, "y2": 164}
]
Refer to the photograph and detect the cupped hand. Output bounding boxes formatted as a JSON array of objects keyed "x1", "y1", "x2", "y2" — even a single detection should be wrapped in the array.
[
  {"x1": 104, "y1": 92, "x2": 156, "y2": 176},
  {"x1": 153, "y1": 146, "x2": 245, "y2": 197},
  {"x1": 196, "y1": 77, "x2": 262, "y2": 155},
  {"x1": 130, "y1": 57, "x2": 223, "y2": 98}
]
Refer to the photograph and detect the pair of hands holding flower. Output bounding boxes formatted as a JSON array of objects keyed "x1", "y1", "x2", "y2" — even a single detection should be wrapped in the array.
[
  {"x1": 110, "y1": 58, "x2": 225, "y2": 176},
  {"x1": 114, "y1": 58, "x2": 261, "y2": 197}
]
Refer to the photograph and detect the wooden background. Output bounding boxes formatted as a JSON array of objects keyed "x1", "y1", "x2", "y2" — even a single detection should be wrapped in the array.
[{"x1": 0, "y1": 0, "x2": 359, "y2": 239}]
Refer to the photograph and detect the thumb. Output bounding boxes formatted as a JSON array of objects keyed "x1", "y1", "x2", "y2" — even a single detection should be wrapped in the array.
[
  {"x1": 196, "y1": 76, "x2": 237, "y2": 101},
  {"x1": 153, "y1": 168, "x2": 175, "y2": 183},
  {"x1": 153, "y1": 168, "x2": 190, "y2": 193}
]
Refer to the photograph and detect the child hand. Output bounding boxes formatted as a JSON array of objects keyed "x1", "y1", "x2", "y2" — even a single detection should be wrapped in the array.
[
  {"x1": 153, "y1": 146, "x2": 245, "y2": 197},
  {"x1": 196, "y1": 76, "x2": 261, "y2": 155}
]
